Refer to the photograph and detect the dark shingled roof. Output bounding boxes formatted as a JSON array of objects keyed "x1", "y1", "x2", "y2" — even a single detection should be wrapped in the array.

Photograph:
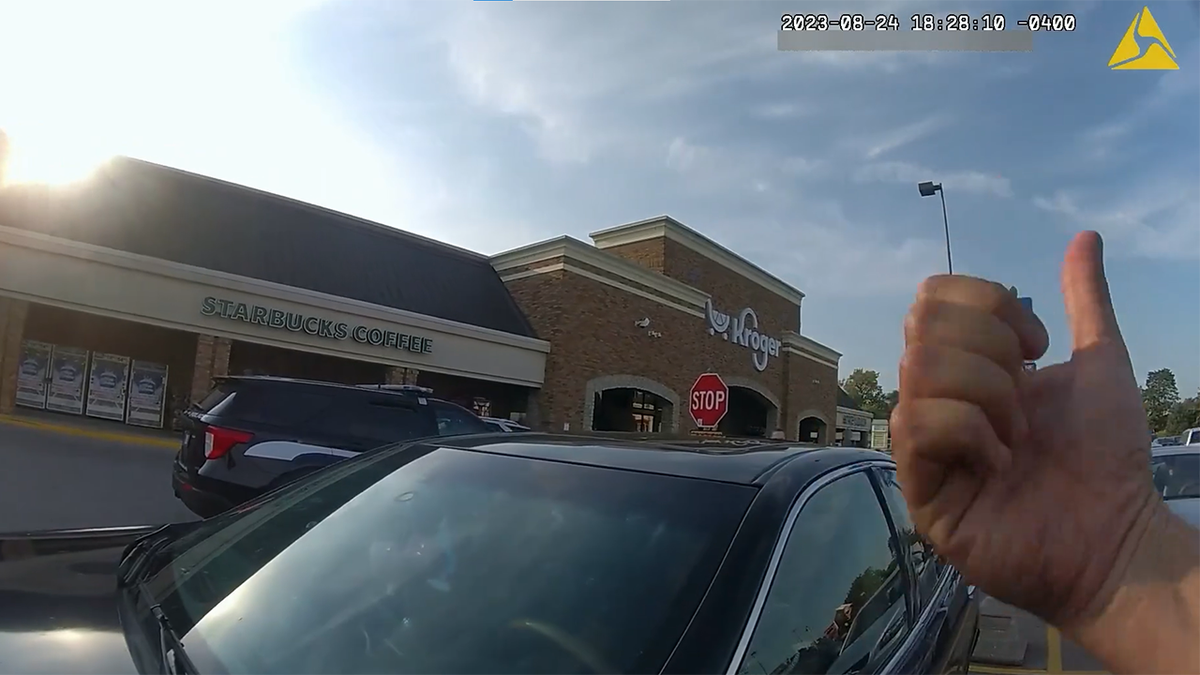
[
  {"x1": 0, "y1": 157, "x2": 536, "y2": 338},
  {"x1": 837, "y1": 387, "x2": 863, "y2": 411}
]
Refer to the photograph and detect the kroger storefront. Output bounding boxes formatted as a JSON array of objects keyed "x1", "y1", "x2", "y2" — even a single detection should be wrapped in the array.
[{"x1": 493, "y1": 216, "x2": 842, "y2": 441}]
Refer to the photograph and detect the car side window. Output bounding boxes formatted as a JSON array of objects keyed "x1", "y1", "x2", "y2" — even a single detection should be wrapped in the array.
[
  {"x1": 432, "y1": 402, "x2": 490, "y2": 436},
  {"x1": 1151, "y1": 453, "x2": 1200, "y2": 499},
  {"x1": 307, "y1": 400, "x2": 437, "y2": 445},
  {"x1": 737, "y1": 471, "x2": 910, "y2": 675},
  {"x1": 878, "y1": 468, "x2": 940, "y2": 612}
]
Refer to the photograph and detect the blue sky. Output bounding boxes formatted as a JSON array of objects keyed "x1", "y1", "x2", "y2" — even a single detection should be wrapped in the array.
[{"x1": 1, "y1": 0, "x2": 1196, "y2": 395}]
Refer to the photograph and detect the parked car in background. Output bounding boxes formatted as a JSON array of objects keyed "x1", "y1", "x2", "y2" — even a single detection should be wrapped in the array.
[
  {"x1": 480, "y1": 416, "x2": 531, "y2": 433},
  {"x1": 1151, "y1": 435, "x2": 1181, "y2": 448},
  {"x1": 1179, "y1": 427, "x2": 1200, "y2": 446},
  {"x1": 5, "y1": 435, "x2": 980, "y2": 674},
  {"x1": 1152, "y1": 445, "x2": 1200, "y2": 529},
  {"x1": 171, "y1": 376, "x2": 493, "y2": 518}
]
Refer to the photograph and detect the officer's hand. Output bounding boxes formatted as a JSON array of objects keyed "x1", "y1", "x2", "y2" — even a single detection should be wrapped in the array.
[{"x1": 891, "y1": 231, "x2": 1159, "y2": 627}]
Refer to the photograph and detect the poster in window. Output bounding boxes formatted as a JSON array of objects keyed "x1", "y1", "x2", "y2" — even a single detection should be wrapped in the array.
[
  {"x1": 46, "y1": 346, "x2": 90, "y2": 415},
  {"x1": 15, "y1": 340, "x2": 53, "y2": 409},
  {"x1": 125, "y1": 361, "x2": 169, "y2": 428},
  {"x1": 86, "y1": 353, "x2": 131, "y2": 421}
]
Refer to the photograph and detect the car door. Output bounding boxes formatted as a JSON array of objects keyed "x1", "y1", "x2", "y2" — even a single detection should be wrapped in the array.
[
  {"x1": 874, "y1": 467, "x2": 977, "y2": 675},
  {"x1": 730, "y1": 467, "x2": 912, "y2": 675}
]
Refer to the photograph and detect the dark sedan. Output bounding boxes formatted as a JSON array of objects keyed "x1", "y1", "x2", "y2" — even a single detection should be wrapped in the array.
[{"x1": 0, "y1": 434, "x2": 979, "y2": 674}]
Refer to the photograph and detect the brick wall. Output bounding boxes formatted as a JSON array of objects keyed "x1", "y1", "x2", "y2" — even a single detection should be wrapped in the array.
[
  {"x1": 505, "y1": 239, "x2": 838, "y2": 439},
  {"x1": 190, "y1": 335, "x2": 217, "y2": 403},
  {"x1": 785, "y1": 355, "x2": 838, "y2": 442},
  {"x1": 0, "y1": 298, "x2": 29, "y2": 413},
  {"x1": 603, "y1": 239, "x2": 800, "y2": 336}
]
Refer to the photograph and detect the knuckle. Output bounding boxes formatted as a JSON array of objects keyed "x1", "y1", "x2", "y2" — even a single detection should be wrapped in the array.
[
  {"x1": 916, "y1": 275, "x2": 951, "y2": 299},
  {"x1": 905, "y1": 299, "x2": 939, "y2": 342}
]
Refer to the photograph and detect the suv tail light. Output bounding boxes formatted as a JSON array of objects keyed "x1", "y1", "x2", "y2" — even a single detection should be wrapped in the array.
[{"x1": 204, "y1": 426, "x2": 254, "y2": 460}]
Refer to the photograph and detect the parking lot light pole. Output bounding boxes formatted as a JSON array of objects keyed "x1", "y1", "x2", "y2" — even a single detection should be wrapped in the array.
[{"x1": 918, "y1": 181, "x2": 953, "y2": 275}]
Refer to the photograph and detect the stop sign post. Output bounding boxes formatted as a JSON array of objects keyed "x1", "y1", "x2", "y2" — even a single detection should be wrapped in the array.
[{"x1": 690, "y1": 373, "x2": 729, "y2": 429}]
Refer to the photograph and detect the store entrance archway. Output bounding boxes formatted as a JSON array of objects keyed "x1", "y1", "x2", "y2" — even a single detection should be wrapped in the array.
[
  {"x1": 718, "y1": 386, "x2": 779, "y2": 438},
  {"x1": 592, "y1": 388, "x2": 672, "y2": 433},
  {"x1": 798, "y1": 415, "x2": 829, "y2": 444},
  {"x1": 584, "y1": 375, "x2": 680, "y2": 434}
]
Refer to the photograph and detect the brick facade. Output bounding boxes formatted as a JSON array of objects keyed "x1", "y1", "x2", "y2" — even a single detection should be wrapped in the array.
[
  {"x1": 0, "y1": 298, "x2": 30, "y2": 414},
  {"x1": 189, "y1": 334, "x2": 235, "y2": 405},
  {"x1": 502, "y1": 234, "x2": 839, "y2": 440},
  {"x1": 385, "y1": 366, "x2": 421, "y2": 386}
]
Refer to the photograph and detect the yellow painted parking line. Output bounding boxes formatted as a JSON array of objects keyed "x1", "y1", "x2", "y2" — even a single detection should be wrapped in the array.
[
  {"x1": 0, "y1": 414, "x2": 178, "y2": 449},
  {"x1": 1046, "y1": 625, "x2": 1064, "y2": 673}
]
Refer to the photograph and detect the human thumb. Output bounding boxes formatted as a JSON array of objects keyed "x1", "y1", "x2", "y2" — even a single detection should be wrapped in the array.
[{"x1": 1061, "y1": 231, "x2": 1124, "y2": 353}]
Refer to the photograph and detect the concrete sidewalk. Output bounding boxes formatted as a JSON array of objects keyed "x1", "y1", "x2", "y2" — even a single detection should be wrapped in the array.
[{"x1": 0, "y1": 408, "x2": 180, "y2": 449}]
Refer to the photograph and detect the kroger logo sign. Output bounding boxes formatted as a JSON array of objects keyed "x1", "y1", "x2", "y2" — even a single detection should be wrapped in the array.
[{"x1": 704, "y1": 299, "x2": 781, "y2": 372}]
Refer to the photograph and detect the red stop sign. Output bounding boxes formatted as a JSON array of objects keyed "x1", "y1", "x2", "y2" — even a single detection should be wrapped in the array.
[{"x1": 690, "y1": 373, "x2": 729, "y2": 429}]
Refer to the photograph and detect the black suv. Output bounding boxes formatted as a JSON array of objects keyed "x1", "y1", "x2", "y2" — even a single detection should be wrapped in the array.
[{"x1": 171, "y1": 376, "x2": 493, "y2": 518}]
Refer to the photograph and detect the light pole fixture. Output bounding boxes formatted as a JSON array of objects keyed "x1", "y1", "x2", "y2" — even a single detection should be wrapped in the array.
[{"x1": 918, "y1": 180, "x2": 953, "y2": 275}]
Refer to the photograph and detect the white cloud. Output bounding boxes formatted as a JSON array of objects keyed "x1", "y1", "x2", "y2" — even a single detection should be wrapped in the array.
[
  {"x1": 736, "y1": 213, "x2": 947, "y2": 298},
  {"x1": 853, "y1": 161, "x2": 1014, "y2": 198},
  {"x1": 863, "y1": 116, "x2": 948, "y2": 160},
  {"x1": 752, "y1": 102, "x2": 810, "y2": 120},
  {"x1": 1074, "y1": 38, "x2": 1199, "y2": 164},
  {"x1": 1033, "y1": 182, "x2": 1200, "y2": 261}
]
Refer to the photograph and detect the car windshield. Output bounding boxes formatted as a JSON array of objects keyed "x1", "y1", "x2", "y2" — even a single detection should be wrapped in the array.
[
  {"x1": 1151, "y1": 453, "x2": 1200, "y2": 501},
  {"x1": 138, "y1": 445, "x2": 754, "y2": 674}
]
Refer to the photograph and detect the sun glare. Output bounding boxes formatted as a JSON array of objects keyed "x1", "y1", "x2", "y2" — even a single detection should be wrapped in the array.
[{"x1": 1, "y1": 129, "x2": 113, "y2": 186}]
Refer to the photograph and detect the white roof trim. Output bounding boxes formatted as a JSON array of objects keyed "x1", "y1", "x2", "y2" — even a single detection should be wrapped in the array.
[
  {"x1": 781, "y1": 330, "x2": 841, "y2": 368},
  {"x1": 0, "y1": 224, "x2": 550, "y2": 353},
  {"x1": 588, "y1": 215, "x2": 805, "y2": 305},
  {"x1": 491, "y1": 235, "x2": 709, "y2": 310},
  {"x1": 837, "y1": 406, "x2": 874, "y2": 418}
]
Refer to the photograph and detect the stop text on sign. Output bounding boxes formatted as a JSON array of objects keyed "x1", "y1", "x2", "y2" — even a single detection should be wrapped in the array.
[
  {"x1": 689, "y1": 372, "x2": 730, "y2": 429},
  {"x1": 692, "y1": 389, "x2": 726, "y2": 411}
]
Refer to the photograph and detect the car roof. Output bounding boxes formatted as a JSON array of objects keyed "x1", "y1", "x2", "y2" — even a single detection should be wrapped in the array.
[{"x1": 435, "y1": 433, "x2": 893, "y2": 486}]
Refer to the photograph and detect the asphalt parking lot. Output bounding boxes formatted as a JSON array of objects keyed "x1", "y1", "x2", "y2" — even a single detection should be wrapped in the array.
[
  {"x1": 0, "y1": 419, "x2": 195, "y2": 532},
  {"x1": 973, "y1": 594, "x2": 1108, "y2": 675}
]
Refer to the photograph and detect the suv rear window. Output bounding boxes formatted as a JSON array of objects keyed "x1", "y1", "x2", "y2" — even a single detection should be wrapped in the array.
[
  {"x1": 207, "y1": 386, "x2": 333, "y2": 427},
  {"x1": 195, "y1": 385, "x2": 233, "y2": 413},
  {"x1": 305, "y1": 400, "x2": 438, "y2": 444},
  {"x1": 431, "y1": 402, "x2": 491, "y2": 436}
]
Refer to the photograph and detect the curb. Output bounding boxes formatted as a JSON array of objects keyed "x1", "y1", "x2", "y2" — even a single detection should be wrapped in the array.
[{"x1": 0, "y1": 414, "x2": 179, "y2": 449}]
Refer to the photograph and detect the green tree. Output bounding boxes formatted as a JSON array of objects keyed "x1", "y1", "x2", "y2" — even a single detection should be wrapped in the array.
[
  {"x1": 840, "y1": 369, "x2": 888, "y2": 418},
  {"x1": 843, "y1": 567, "x2": 890, "y2": 607},
  {"x1": 884, "y1": 390, "x2": 900, "y2": 416},
  {"x1": 1164, "y1": 393, "x2": 1200, "y2": 436},
  {"x1": 1141, "y1": 368, "x2": 1180, "y2": 434}
]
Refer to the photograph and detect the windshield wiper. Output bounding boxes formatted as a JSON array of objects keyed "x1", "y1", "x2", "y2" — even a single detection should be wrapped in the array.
[{"x1": 150, "y1": 604, "x2": 199, "y2": 675}]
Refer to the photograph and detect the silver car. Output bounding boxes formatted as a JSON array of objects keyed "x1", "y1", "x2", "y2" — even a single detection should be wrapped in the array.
[{"x1": 1151, "y1": 445, "x2": 1200, "y2": 529}]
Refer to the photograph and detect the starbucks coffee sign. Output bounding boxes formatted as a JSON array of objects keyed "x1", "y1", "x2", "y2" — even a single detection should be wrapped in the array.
[
  {"x1": 201, "y1": 297, "x2": 433, "y2": 355},
  {"x1": 704, "y1": 298, "x2": 780, "y2": 372}
]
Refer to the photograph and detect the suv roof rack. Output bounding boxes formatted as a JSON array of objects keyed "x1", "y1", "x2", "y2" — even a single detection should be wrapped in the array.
[{"x1": 356, "y1": 383, "x2": 435, "y2": 395}]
